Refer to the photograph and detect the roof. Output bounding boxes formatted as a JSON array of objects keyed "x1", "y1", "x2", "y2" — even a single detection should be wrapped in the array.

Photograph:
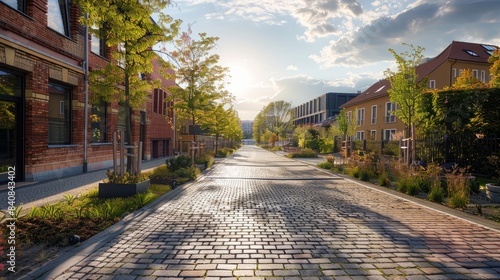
[{"x1": 342, "y1": 41, "x2": 498, "y2": 108}]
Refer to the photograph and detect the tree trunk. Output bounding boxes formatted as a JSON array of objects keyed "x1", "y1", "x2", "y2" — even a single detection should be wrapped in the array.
[{"x1": 125, "y1": 71, "x2": 133, "y2": 173}]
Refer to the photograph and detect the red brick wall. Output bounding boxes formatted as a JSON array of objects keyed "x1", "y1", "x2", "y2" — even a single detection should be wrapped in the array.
[{"x1": 1, "y1": 1, "x2": 175, "y2": 180}]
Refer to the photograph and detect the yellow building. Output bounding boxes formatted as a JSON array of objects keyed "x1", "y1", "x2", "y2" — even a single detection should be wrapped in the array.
[{"x1": 342, "y1": 41, "x2": 498, "y2": 141}]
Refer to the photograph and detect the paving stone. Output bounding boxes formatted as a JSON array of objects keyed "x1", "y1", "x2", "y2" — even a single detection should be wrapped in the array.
[{"x1": 30, "y1": 146, "x2": 500, "y2": 280}]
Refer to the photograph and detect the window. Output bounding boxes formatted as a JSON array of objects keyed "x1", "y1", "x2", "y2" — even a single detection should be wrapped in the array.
[
  {"x1": 459, "y1": 69, "x2": 463, "y2": 77},
  {"x1": 465, "y1": 50, "x2": 478, "y2": 57},
  {"x1": 356, "y1": 108, "x2": 365, "y2": 126},
  {"x1": 429, "y1": 80, "x2": 436, "y2": 89},
  {"x1": 481, "y1": 70, "x2": 486, "y2": 82},
  {"x1": 91, "y1": 26, "x2": 106, "y2": 57},
  {"x1": 48, "y1": 83, "x2": 71, "y2": 144},
  {"x1": 117, "y1": 43, "x2": 126, "y2": 68},
  {"x1": 384, "y1": 129, "x2": 397, "y2": 141},
  {"x1": 369, "y1": 130, "x2": 376, "y2": 140},
  {"x1": 472, "y1": 69, "x2": 479, "y2": 79},
  {"x1": 153, "y1": 88, "x2": 169, "y2": 115},
  {"x1": 91, "y1": 101, "x2": 107, "y2": 143},
  {"x1": 453, "y1": 68, "x2": 457, "y2": 78},
  {"x1": 356, "y1": 131, "x2": 364, "y2": 140},
  {"x1": 371, "y1": 105, "x2": 377, "y2": 124},
  {"x1": 1, "y1": 0, "x2": 26, "y2": 12},
  {"x1": 47, "y1": 0, "x2": 71, "y2": 36},
  {"x1": 385, "y1": 102, "x2": 396, "y2": 123},
  {"x1": 483, "y1": 45, "x2": 497, "y2": 55}
]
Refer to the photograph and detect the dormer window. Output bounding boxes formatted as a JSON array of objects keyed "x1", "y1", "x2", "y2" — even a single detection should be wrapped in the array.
[
  {"x1": 465, "y1": 50, "x2": 479, "y2": 57},
  {"x1": 482, "y1": 45, "x2": 497, "y2": 56}
]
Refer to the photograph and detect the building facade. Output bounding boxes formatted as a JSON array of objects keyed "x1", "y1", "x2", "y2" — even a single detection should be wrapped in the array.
[
  {"x1": 292, "y1": 92, "x2": 359, "y2": 126},
  {"x1": 0, "y1": 0, "x2": 174, "y2": 183},
  {"x1": 342, "y1": 41, "x2": 498, "y2": 141}
]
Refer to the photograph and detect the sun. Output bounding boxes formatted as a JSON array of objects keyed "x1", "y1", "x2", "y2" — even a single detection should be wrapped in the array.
[{"x1": 227, "y1": 64, "x2": 252, "y2": 93}]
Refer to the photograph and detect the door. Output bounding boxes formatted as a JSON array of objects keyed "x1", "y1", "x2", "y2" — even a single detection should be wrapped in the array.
[{"x1": 0, "y1": 69, "x2": 24, "y2": 182}]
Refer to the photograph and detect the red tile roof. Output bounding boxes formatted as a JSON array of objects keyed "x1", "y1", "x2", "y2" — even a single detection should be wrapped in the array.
[{"x1": 342, "y1": 41, "x2": 498, "y2": 108}]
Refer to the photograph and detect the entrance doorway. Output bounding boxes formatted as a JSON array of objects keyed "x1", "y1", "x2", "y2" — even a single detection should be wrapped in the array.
[{"x1": 0, "y1": 68, "x2": 24, "y2": 182}]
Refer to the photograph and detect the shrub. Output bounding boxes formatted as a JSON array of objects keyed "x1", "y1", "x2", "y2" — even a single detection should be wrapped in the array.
[
  {"x1": 396, "y1": 176, "x2": 420, "y2": 195},
  {"x1": 105, "y1": 170, "x2": 149, "y2": 184},
  {"x1": 287, "y1": 148, "x2": 317, "y2": 158},
  {"x1": 428, "y1": 185, "x2": 445, "y2": 203},
  {"x1": 446, "y1": 174, "x2": 470, "y2": 209},
  {"x1": 379, "y1": 172, "x2": 390, "y2": 187},
  {"x1": 359, "y1": 169, "x2": 371, "y2": 181},
  {"x1": 348, "y1": 166, "x2": 361, "y2": 178},
  {"x1": 326, "y1": 154, "x2": 335, "y2": 165},
  {"x1": 317, "y1": 162, "x2": 333, "y2": 169},
  {"x1": 195, "y1": 153, "x2": 215, "y2": 168},
  {"x1": 173, "y1": 166, "x2": 200, "y2": 181},
  {"x1": 167, "y1": 155, "x2": 192, "y2": 172},
  {"x1": 216, "y1": 148, "x2": 234, "y2": 158}
]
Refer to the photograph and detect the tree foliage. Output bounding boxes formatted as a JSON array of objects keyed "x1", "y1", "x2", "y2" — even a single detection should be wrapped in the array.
[
  {"x1": 421, "y1": 88, "x2": 500, "y2": 136},
  {"x1": 489, "y1": 48, "x2": 500, "y2": 88},
  {"x1": 384, "y1": 43, "x2": 427, "y2": 137},
  {"x1": 202, "y1": 104, "x2": 242, "y2": 150},
  {"x1": 165, "y1": 29, "x2": 231, "y2": 139},
  {"x1": 252, "y1": 100, "x2": 293, "y2": 143},
  {"x1": 452, "y1": 69, "x2": 487, "y2": 89},
  {"x1": 77, "y1": 0, "x2": 180, "y2": 143}
]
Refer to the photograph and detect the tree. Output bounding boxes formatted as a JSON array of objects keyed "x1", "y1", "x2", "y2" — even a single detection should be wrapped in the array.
[
  {"x1": 166, "y1": 28, "x2": 230, "y2": 144},
  {"x1": 202, "y1": 104, "x2": 241, "y2": 152},
  {"x1": 452, "y1": 69, "x2": 487, "y2": 89},
  {"x1": 488, "y1": 48, "x2": 500, "y2": 88},
  {"x1": 384, "y1": 43, "x2": 427, "y2": 165},
  {"x1": 337, "y1": 108, "x2": 357, "y2": 161},
  {"x1": 78, "y1": 0, "x2": 180, "y2": 171},
  {"x1": 252, "y1": 112, "x2": 266, "y2": 144},
  {"x1": 252, "y1": 100, "x2": 293, "y2": 144}
]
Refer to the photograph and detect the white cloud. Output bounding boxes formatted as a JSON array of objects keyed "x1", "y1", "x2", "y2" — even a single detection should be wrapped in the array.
[
  {"x1": 310, "y1": 0, "x2": 500, "y2": 68},
  {"x1": 286, "y1": 65, "x2": 299, "y2": 71}
]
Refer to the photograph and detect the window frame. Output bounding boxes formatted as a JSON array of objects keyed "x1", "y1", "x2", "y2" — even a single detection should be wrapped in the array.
[
  {"x1": 355, "y1": 131, "x2": 364, "y2": 141},
  {"x1": 47, "y1": 0, "x2": 71, "y2": 36},
  {"x1": 385, "y1": 102, "x2": 396, "y2": 123},
  {"x1": 383, "y1": 129, "x2": 397, "y2": 141},
  {"x1": 90, "y1": 101, "x2": 108, "y2": 143},
  {"x1": 356, "y1": 108, "x2": 365, "y2": 126},
  {"x1": 1, "y1": 0, "x2": 26, "y2": 13},
  {"x1": 48, "y1": 82, "x2": 72, "y2": 145},
  {"x1": 371, "y1": 105, "x2": 377, "y2": 124}
]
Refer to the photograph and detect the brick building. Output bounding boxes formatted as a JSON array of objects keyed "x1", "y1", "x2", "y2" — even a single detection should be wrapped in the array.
[{"x1": 0, "y1": 0, "x2": 174, "y2": 183}]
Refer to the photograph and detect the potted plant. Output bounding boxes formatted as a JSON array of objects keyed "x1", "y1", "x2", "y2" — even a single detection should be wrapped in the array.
[
  {"x1": 98, "y1": 170, "x2": 150, "y2": 198},
  {"x1": 485, "y1": 155, "x2": 500, "y2": 203}
]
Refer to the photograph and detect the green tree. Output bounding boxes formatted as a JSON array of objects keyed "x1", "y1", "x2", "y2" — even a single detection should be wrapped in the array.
[
  {"x1": 488, "y1": 48, "x2": 500, "y2": 88},
  {"x1": 252, "y1": 100, "x2": 293, "y2": 144},
  {"x1": 337, "y1": 108, "x2": 357, "y2": 160},
  {"x1": 252, "y1": 111, "x2": 266, "y2": 144},
  {"x1": 77, "y1": 0, "x2": 180, "y2": 172},
  {"x1": 202, "y1": 104, "x2": 241, "y2": 152},
  {"x1": 384, "y1": 43, "x2": 427, "y2": 165},
  {"x1": 452, "y1": 69, "x2": 487, "y2": 89},
  {"x1": 166, "y1": 28, "x2": 230, "y2": 143}
]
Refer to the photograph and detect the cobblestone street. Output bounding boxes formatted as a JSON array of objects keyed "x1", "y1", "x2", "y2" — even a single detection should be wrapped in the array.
[{"x1": 31, "y1": 146, "x2": 500, "y2": 279}]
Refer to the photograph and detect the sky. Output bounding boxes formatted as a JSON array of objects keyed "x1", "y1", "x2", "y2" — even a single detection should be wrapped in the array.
[{"x1": 166, "y1": 0, "x2": 500, "y2": 120}]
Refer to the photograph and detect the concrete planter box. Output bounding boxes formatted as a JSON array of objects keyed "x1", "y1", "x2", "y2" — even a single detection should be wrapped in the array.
[
  {"x1": 485, "y1": 183, "x2": 500, "y2": 203},
  {"x1": 98, "y1": 180, "x2": 150, "y2": 198}
]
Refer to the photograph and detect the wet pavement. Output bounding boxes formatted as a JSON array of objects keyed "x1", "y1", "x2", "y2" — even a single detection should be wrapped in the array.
[{"x1": 22, "y1": 145, "x2": 500, "y2": 279}]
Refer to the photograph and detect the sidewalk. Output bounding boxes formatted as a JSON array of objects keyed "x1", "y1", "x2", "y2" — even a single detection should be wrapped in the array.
[{"x1": 0, "y1": 157, "x2": 171, "y2": 211}]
